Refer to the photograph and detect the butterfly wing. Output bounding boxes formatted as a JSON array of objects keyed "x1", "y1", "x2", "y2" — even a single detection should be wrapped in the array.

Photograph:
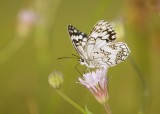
[
  {"x1": 68, "y1": 25, "x2": 88, "y2": 58},
  {"x1": 90, "y1": 42, "x2": 130, "y2": 67},
  {"x1": 86, "y1": 20, "x2": 117, "y2": 59},
  {"x1": 89, "y1": 20, "x2": 116, "y2": 43},
  {"x1": 68, "y1": 21, "x2": 130, "y2": 68}
]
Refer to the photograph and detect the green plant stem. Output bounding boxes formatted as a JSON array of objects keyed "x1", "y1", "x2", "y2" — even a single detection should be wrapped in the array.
[
  {"x1": 57, "y1": 90, "x2": 86, "y2": 114},
  {"x1": 129, "y1": 55, "x2": 150, "y2": 114},
  {"x1": 0, "y1": 36, "x2": 27, "y2": 66},
  {"x1": 103, "y1": 102, "x2": 112, "y2": 114}
]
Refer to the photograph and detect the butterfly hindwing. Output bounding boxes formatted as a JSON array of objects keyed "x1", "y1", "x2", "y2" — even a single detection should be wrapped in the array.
[{"x1": 90, "y1": 42, "x2": 130, "y2": 67}]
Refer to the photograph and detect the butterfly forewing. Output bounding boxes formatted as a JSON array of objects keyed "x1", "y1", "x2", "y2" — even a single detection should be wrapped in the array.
[
  {"x1": 68, "y1": 25, "x2": 88, "y2": 58},
  {"x1": 86, "y1": 20, "x2": 117, "y2": 59},
  {"x1": 89, "y1": 20, "x2": 116, "y2": 43}
]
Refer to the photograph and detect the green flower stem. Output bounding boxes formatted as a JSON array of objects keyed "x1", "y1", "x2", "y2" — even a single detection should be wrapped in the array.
[
  {"x1": 103, "y1": 102, "x2": 112, "y2": 114},
  {"x1": 129, "y1": 56, "x2": 150, "y2": 114},
  {"x1": 0, "y1": 36, "x2": 27, "y2": 66},
  {"x1": 57, "y1": 90, "x2": 86, "y2": 114}
]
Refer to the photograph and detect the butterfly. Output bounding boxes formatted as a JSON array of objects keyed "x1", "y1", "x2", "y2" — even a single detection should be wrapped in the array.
[{"x1": 68, "y1": 20, "x2": 130, "y2": 69}]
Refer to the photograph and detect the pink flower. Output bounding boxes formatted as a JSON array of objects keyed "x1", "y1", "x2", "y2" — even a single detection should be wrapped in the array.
[
  {"x1": 17, "y1": 9, "x2": 38, "y2": 37},
  {"x1": 18, "y1": 9, "x2": 38, "y2": 25},
  {"x1": 79, "y1": 67, "x2": 108, "y2": 104}
]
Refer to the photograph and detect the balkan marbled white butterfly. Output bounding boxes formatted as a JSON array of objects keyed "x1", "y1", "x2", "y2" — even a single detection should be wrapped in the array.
[{"x1": 68, "y1": 20, "x2": 130, "y2": 68}]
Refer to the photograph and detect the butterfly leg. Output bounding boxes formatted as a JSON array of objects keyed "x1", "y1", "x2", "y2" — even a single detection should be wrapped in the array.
[
  {"x1": 84, "y1": 68, "x2": 91, "y2": 73},
  {"x1": 75, "y1": 63, "x2": 83, "y2": 76}
]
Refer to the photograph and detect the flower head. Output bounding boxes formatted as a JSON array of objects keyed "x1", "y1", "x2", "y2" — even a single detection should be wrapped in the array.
[
  {"x1": 48, "y1": 71, "x2": 64, "y2": 89},
  {"x1": 79, "y1": 67, "x2": 108, "y2": 104},
  {"x1": 17, "y1": 9, "x2": 38, "y2": 37}
]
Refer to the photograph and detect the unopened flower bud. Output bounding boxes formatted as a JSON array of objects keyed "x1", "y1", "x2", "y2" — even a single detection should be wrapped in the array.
[{"x1": 48, "y1": 71, "x2": 64, "y2": 89}]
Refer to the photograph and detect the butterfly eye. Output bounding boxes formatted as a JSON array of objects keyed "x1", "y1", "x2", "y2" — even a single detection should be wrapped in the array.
[
  {"x1": 80, "y1": 59, "x2": 85, "y2": 65},
  {"x1": 81, "y1": 59, "x2": 84, "y2": 62}
]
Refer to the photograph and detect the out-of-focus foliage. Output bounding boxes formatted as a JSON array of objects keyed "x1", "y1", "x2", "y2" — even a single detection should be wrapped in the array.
[{"x1": 0, "y1": 0, "x2": 160, "y2": 114}]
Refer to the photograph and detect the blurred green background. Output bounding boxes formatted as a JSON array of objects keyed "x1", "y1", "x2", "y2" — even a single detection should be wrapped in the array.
[{"x1": 0, "y1": 0, "x2": 160, "y2": 114}]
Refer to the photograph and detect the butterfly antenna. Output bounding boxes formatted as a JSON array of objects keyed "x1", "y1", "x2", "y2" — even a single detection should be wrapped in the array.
[
  {"x1": 57, "y1": 57, "x2": 79, "y2": 60},
  {"x1": 71, "y1": 54, "x2": 80, "y2": 58},
  {"x1": 75, "y1": 63, "x2": 82, "y2": 76}
]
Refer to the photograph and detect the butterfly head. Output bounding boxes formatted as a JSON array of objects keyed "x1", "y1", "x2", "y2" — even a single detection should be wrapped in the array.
[
  {"x1": 79, "y1": 58, "x2": 86, "y2": 65},
  {"x1": 79, "y1": 58, "x2": 92, "y2": 68},
  {"x1": 79, "y1": 58, "x2": 96, "y2": 68}
]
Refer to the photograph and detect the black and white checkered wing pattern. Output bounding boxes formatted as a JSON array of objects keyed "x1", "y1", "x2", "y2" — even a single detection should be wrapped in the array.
[
  {"x1": 89, "y1": 20, "x2": 116, "y2": 43},
  {"x1": 86, "y1": 20, "x2": 117, "y2": 57},
  {"x1": 87, "y1": 21, "x2": 130, "y2": 67},
  {"x1": 67, "y1": 20, "x2": 130, "y2": 69},
  {"x1": 68, "y1": 25, "x2": 88, "y2": 58}
]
